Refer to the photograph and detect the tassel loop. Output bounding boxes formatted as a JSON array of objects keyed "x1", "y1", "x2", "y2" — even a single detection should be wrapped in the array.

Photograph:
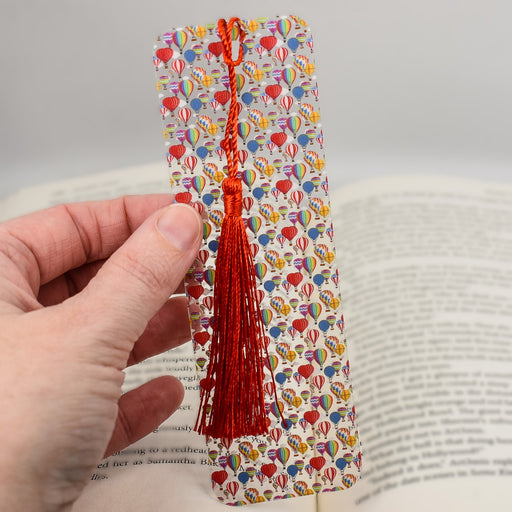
[{"x1": 217, "y1": 18, "x2": 245, "y2": 67}]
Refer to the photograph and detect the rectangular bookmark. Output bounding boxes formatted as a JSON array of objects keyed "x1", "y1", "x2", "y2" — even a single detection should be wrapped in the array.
[{"x1": 154, "y1": 15, "x2": 361, "y2": 505}]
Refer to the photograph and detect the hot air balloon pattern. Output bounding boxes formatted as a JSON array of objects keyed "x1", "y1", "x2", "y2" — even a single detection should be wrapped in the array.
[{"x1": 155, "y1": 15, "x2": 360, "y2": 505}]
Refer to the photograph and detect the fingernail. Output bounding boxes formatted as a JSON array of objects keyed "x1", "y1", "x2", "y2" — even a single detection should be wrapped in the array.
[{"x1": 157, "y1": 204, "x2": 201, "y2": 251}]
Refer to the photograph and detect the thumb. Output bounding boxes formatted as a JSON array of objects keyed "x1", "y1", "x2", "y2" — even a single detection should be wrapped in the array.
[{"x1": 69, "y1": 203, "x2": 202, "y2": 349}]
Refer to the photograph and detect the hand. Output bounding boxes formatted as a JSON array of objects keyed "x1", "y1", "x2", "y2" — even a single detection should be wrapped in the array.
[{"x1": 0, "y1": 195, "x2": 202, "y2": 512}]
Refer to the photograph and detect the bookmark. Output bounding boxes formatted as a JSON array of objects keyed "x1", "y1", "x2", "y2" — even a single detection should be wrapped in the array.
[{"x1": 154, "y1": 15, "x2": 361, "y2": 505}]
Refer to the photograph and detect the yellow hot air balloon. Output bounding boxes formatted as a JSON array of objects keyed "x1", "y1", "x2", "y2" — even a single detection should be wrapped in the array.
[
  {"x1": 253, "y1": 68, "x2": 264, "y2": 82},
  {"x1": 259, "y1": 117, "x2": 270, "y2": 130},
  {"x1": 208, "y1": 123, "x2": 219, "y2": 136},
  {"x1": 335, "y1": 344, "x2": 345, "y2": 356},
  {"x1": 281, "y1": 304, "x2": 291, "y2": 317},
  {"x1": 314, "y1": 158, "x2": 325, "y2": 171},
  {"x1": 202, "y1": 75, "x2": 213, "y2": 88},
  {"x1": 195, "y1": 26, "x2": 207, "y2": 39},
  {"x1": 304, "y1": 63, "x2": 316, "y2": 76},
  {"x1": 246, "y1": 19, "x2": 259, "y2": 33},
  {"x1": 341, "y1": 389, "x2": 351, "y2": 402},
  {"x1": 324, "y1": 251, "x2": 335, "y2": 264},
  {"x1": 264, "y1": 165, "x2": 275, "y2": 178},
  {"x1": 319, "y1": 205, "x2": 330, "y2": 217},
  {"x1": 287, "y1": 350, "x2": 297, "y2": 363},
  {"x1": 270, "y1": 211, "x2": 281, "y2": 224},
  {"x1": 275, "y1": 258, "x2": 286, "y2": 271},
  {"x1": 330, "y1": 298, "x2": 341, "y2": 310},
  {"x1": 309, "y1": 111, "x2": 320, "y2": 123},
  {"x1": 292, "y1": 396, "x2": 302, "y2": 409},
  {"x1": 346, "y1": 435, "x2": 357, "y2": 448}
]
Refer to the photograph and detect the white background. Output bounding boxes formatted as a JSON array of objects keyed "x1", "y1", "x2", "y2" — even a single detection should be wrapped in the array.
[{"x1": 1, "y1": 0, "x2": 511, "y2": 197}]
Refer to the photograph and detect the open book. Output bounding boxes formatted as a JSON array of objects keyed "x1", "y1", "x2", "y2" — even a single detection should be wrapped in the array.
[{"x1": 2, "y1": 164, "x2": 512, "y2": 511}]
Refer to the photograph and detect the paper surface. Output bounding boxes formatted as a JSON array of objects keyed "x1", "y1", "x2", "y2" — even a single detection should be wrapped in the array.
[
  {"x1": 73, "y1": 342, "x2": 315, "y2": 512},
  {"x1": 320, "y1": 175, "x2": 512, "y2": 511}
]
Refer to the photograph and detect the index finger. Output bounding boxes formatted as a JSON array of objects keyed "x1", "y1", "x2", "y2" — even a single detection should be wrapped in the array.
[{"x1": 0, "y1": 194, "x2": 174, "y2": 295}]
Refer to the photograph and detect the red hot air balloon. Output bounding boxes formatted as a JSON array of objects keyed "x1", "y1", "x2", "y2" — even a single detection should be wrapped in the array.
[
  {"x1": 260, "y1": 35, "x2": 277, "y2": 52},
  {"x1": 238, "y1": 149, "x2": 249, "y2": 166},
  {"x1": 212, "y1": 470, "x2": 228, "y2": 488},
  {"x1": 285, "y1": 143, "x2": 298, "y2": 161},
  {"x1": 279, "y1": 95, "x2": 294, "y2": 113},
  {"x1": 304, "y1": 410, "x2": 320, "y2": 425},
  {"x1": 261, "y1": 463, "x2": 277, "y2": 479},
  {"x1": 271, "y1": 132, "x2": 287, "y2": 148},
  {"x1": 171, "y1": 58, "x2": 186, "y2": 77},
  {"x1": 301, "y1": 282, "x2": 314, "y2": 300},
  {"x1": 324, "y1": 467, "x2": 337, "y2": 484},
  {"x1": 178, "y1": 107, "x2": 191, "y2": 125},
  {"x1": 202, "y1": 295, "x2": 214, "y2": 312},
  {"x1": 312, "y1": 374, "x2": 325, "y2": 391},
  {"x1": 162, "y1": 96, "x2": 180, "y2": 112},
  {"x1": 275, "y1": 474, "x2": 288, "y2": 491},
  {"x1": 275, "y1": 46, "x2": 289, "y2": 65},
  {"x1": 169, "y1": 144, "x2": 186, "y2": 160},
  {"x1": 226, "y1": 481, "x2": 240, "y2": 497},
  {"x1": 242, "y1": 196, "x2": 254, "y2": 212},
  {"x1": 156, "y1": 47, "x2": 174, "y2": 64},
  {"x1": 197, "y1": 249, "x2": 209, "y2": 265},
  {"x1": 307, "y1": 328, "x2": 320, "y2": 345},
  {"x1": 265, "y1": 84, "x2": 282, "y2": 100},
  {"x1": 184, "y1": 155, "x2": 198, "y2": 172},
  {"x1": 295, "y1": 236, "x2": 309, "y2": 253},
  {"x1": 289, "y1": 190, "x2": 304, "y2": 208}
]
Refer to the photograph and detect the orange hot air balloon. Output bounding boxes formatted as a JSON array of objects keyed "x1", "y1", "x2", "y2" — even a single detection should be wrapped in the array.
[
  {"x1": 249, "y1": 449, "x2": 260, "y2": 462},
  {"x1": 346, "y1": 436, "x2": 357, "y2": 448},
  {"x1": 275, "y1": 258, "x2": 286, "y2": 271},
  {"x1": 292, "y1": 396, "x2": 302, "y2": 409},
  {"x1": 298, "y1": 442, "x2": 309, "y2": 455},
  {"x1": 286, "y1": 350, "x2": 297, "y2": 363}
]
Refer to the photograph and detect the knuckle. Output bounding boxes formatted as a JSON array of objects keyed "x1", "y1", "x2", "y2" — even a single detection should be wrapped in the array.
[{"x1": 113, "y1": 252, "x2": 167, "y2": 293}]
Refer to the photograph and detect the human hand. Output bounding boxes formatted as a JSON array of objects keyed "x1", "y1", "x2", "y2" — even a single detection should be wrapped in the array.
[{"x1": 0, "y1": 195, "x2": 202, "y2": 512}]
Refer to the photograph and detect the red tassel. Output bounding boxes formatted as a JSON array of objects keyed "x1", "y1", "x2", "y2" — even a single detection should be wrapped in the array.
[{"x1": 194, "y1": 18, "x2": 269, "y2": 441}]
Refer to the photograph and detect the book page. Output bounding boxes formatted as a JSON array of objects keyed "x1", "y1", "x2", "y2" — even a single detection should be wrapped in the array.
[
  {"x1": 0, "y1": 162, "x2": 171, "y2": 222},
  {"x1": 319, "y1": 175, "x2": 512, "y2": 511},
  {"x1": 72, "y1": 342, "x2": 314, "y2": 512},
  {"x1": 0, "y1": 164, "x2": 315, "y2": 511}
]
